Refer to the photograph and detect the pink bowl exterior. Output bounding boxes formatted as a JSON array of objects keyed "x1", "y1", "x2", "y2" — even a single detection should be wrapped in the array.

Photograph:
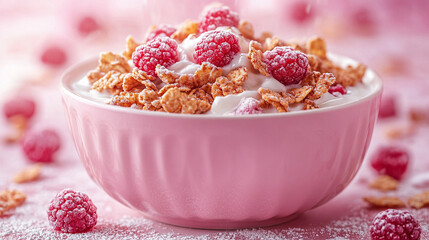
[{"x1": 61, "y1": 58, "x2": 381, "y2": 229}]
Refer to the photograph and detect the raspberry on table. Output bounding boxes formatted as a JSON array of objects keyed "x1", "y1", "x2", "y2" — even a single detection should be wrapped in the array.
[
  {"x1": 193, "y1": 30, "x2": 240, "y2": 67},
  {"x1": 47, "y1": 189, "x2": 97, "y2": 233},
  {"x1": 3, "y1": 98, "x2": 36, "y2": 120},
  {"x1": 370, "y1": 146, "x2": 409, "y2": 180},
  {"x1": 21, "y1": 129, "x2": 61, "y2": 163},
  {"x1": 378, "y1": 95, "x2": 397, "y2": 119},
  {"x1": 77, "y1": 16, "x2": 100, "y2": 36},
  {"x1": 40, "y1": 46, "x2": 67, "y2": 67},
  {"x1": 132, "y1": 37, "x2": 179, "y2": 77},
  {"x1": 263, "y1": 47, "x2": 309, "y2": 86},
  {"x1": 328, "y1": 84, "x2": 347, "y2": 96},
  {"x1": 370, "y1": 209, "x2": 421, "y2": 240},
  {"x1": 146, "y1": 25, "x2": 176, "y2": 42},
  {"x1": 234, "y1": 98, "x2": 263, "y2": 115},
  {"x1": 199, "y1": 6, "x2": 239, "y2": 33}
]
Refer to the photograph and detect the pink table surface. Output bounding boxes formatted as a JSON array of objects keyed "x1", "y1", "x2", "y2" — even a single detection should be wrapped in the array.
[{"x1": 1, "y1": 0, "x2": 429, "y2": 239}]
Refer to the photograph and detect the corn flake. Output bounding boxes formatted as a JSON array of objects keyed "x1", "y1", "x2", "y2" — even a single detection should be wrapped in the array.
[
  {"x1": 306, "y1": 72, "x2": 336, "y2": 100},
  {"x1": 156, "y1": 63, "x2": 222, "y2": 89},
  {"x1": 408, "y1": 191, "x2": 429, "y2": 209},
  {"x1": 238, "y1": 20, "x2": 254, "y2": 39},
  {"x1": 0, "y1": 189, "x2": 26, "y2": 215},
  {"x1": 258, "y1": 88, "x2": 290, "y2": 112},
  {"x1": 122, "y1": 36, "x2": 141, "y2": 60},
  {"x1": 160, "y1": 87, "x2": 211, "y2": 114},
  {"x1": 13, "y1": 164, "x2": 42, "y2": 183},
  {"x1": 87, "y1": 52, "x2": 131, "y2": 84},
  {"x1": 363, "y1": 196, "x2": 406, "y2": 208},
  {"x1": 109, "y1": 92, "x2": 141, "y2": 108},
  {"x1": 369, "y1": 175, "x2": 398, "y2": 192},
  {"x1": 171, "y1": 20, "x2": 199, "y2": 42},
  {"x1": 211, "y1": 67, "x2": 248, "y2": 98},
  {"x1": 248, "y1": 41, "x2": 270, "y2": 77}
]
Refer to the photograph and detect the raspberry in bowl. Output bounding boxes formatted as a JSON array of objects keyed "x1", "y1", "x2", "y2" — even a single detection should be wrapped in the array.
[{"x1": 61, "y1": 5, "x2": 382, "y2": 229}]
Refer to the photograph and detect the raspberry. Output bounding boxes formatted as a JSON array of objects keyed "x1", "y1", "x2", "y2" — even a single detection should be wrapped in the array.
[
  {"x1": 77, "y1": 16, "x2": 100, "y2": 36},
  {"x1": 370, "y1": 209, "x2": 421, "y2": 240},
  {"x1": 378, "y1": 95, "x2": 397, "y2": 119},
  {"x1": 328, "y1": 84, "x2": 347, "y2": 96},
  {"x1": 288, "y1": 1, "x2": 314, "y2": 24},
  {"x1": 21, "y1": 129, "x2": 61, "y2": 163},
  {"x1": 146, "y1": 25, "x2": 176, "y2": 42},
  {"x1": 193, "y1": 30, "x2": 240, "y2": 67},
  {"x1": 199, "y1": 6, "x2": 239, "y2": 33},
  {"x1": 370, "y1": 146, "x2": 409, "y2": 180},
  {"x1": 263, "y1": 47, "x2": 308, "y2": 85},
  {"x1": 132, "y1": 37, "x2": 179, "y2": 77},
  {"x1": 234, "y1": 98, "x2": 263, "y2": 115},
  {"x1": 3, "y1": 98, "x2": 36, "y2": 120},
  {"x1": 47, "y1": 189, "x2": 97, "y2": 233},
  {"x1": 40, "y1": 46, "x2": 67, "y2": 67}
]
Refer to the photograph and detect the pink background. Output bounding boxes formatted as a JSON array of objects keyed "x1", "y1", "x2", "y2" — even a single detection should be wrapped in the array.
[{"x1": 1, "y1": 0, "x2": 429, "y2": 239}]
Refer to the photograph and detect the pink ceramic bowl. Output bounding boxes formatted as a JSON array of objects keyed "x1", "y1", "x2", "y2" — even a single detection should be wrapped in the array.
[{"x1": 61, "y1": 56, "x2": 382, "y2": 229}]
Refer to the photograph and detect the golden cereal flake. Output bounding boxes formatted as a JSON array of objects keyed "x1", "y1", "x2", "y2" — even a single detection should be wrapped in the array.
[
  {"x1": 109, "y1": 92, "x2": 141, "y2": 108},
  {"x1": 156, "y1": 63, "x2": 222, "y2": 89},
  {"x1": 92, "y1": 70, "x2": 124, "y2": 94},
  {"x1": 263, "y1": 36, "x2": 286, "y2": 52},
  {"x1": 257, "y1": 31, "x2": 273, "y2": 44},
  {"x1": 13, "y1": 163, "x2": 42, "y2": 183},
  {"x1": 248, "y1": 41, "x2": 270, "y2": 77},
  {"x1": 238, "y1": 20, "x2": 254, "y2": 39},
  {"x1": 307, "y1": 37, "x2": 327, "y2": 59},
  {"x1": 160, "y1": 87, "x2": 211, "y2": 114},
  {"x1": 211, "y1": 67, "x2": 248, "y2": 98},
  {"x1": 408, "y1": 191, "x2": 429, "y2": 209},
  {"x1": 87, "y1": 52, "x2": 132, "y2": 84},
  {"x1": 122, "y1": 68, "x2": 157, "y2": 92},
  {"x1": 306, "y1": 72, "x2": 336, "y2": 100},
  {"x1": 369, "y1": 175, "x2": 399, "y2": 192},
  {"x1": 4, "y1": 115, "x2": 28, "y2": 144},
  {"x1": 171, "y1": 20, "x2": 199, "y2": 42},
  {"x1": 287, "y1": 85, "x2": 313, "y2": 103},
  {"x1": 322, "y1": 61, "x2": 366, "y2": 87},
  {"x1": 138, "y1": 89, "x2": 162, "y2": 111},
  {"x1": 0, "y1": 189, "x2": 26, "y2": 215},
  {"x1": 122, "y1": 36, "x2": 141, "y2": 60},
  {"x1": 363, "y1": 196, "x2": 406, "y2": 208},
  {"x1": 194, "y1": 62, "x2": 224, "y2": 86},
  {"x1": 307, "y1": 54, "x2": 323, "y2": 72},
  {"x1": 258, "y1": 88, "x2": 290, "y2": 112},
  {"x1": 303, "y1": 99, "x2": 319, "y2": 110}
]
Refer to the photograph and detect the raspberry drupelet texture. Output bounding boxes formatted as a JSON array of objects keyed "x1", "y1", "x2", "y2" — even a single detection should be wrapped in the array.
[
  {"x1": 146, "y1": 25, "x2": 176, "y2": 42},
  {"x1": 47, "y1": 189, "x2": 97, "y2": 233},
  {"x1": 370, "y1": 209, "x2": 421, "y2": 240},
  {"x1": 328, "y1": 84, "x2": 347, "y2": 96},
  {"x1": 234, "y1": 97, "x2": 263, "y2": 115},
  {"x1": 3, "y1": 98, "x2": 36, "y2": 120},
  {"x1": 21, "y1": 129, "x2": 61, "y2": 163},
  {"x1": 370, "y1": 146, "x2": 409, "y2": 180},
  {"x1": 263, "y1": 47, "x2": 309, "y2": 86},
  {"x1": 132, "y1": 37, "x2": 179, "y2": 77},
  {"x1": 199, "y1": 6, "x2": 239, "y2": 33},
  {"x1": 193, "y1": 30, "x2": 240, "y2": 67}
]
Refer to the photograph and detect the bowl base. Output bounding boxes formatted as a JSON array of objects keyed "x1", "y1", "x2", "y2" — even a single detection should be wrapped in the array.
[{"x1": 141, "y1": 212, "x2": 301, "y2": 230}]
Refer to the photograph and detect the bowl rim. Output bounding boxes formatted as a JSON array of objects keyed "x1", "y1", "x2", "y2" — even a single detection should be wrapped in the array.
[{"x1": 60, "y1": 55, "x2": 383, "y2": 120}]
